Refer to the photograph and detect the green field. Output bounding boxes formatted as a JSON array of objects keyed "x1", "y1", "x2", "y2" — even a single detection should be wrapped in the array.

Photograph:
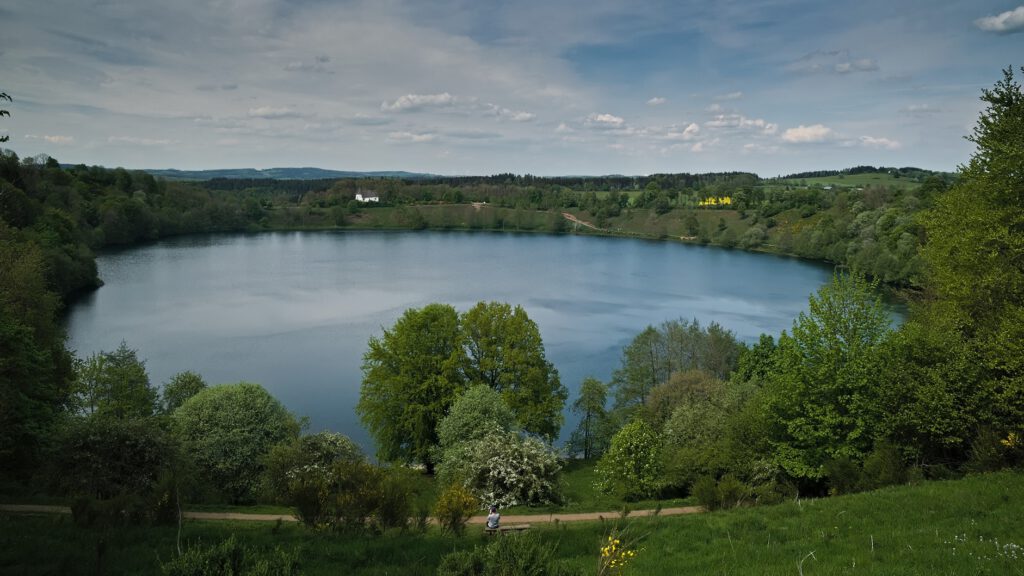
[
  {"x1": 777, "y1": 172, "x2": 921, "y2": 189},
  {"x1": 3, "y1": 471, "x2": 1021, "y2": 575}
]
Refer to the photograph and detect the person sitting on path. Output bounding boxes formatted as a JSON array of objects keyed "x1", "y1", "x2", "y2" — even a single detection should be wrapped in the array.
[{"x1": 486, "y1": 506, "x2": 500, "y2": 529}]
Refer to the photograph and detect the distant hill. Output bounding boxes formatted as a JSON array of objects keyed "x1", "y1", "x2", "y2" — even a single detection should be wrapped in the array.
[{"x1": 142, "y1": 167, "x2": 438, "y2": 181}]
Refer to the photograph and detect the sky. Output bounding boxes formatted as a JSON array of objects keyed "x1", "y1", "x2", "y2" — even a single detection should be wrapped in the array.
[{"x1": 1, "y1": 0, "x2": 1022, "y2": 177}]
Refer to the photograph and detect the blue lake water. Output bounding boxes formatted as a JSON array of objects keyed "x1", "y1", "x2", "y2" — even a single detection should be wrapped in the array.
[{"x1": 66, "y1": 230, "x2": 843, "y2": 450}]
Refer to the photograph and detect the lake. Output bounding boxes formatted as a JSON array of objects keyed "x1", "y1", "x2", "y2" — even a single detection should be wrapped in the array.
[{"x1": 66, "y1": 230, "x2": 840, "y2": 450}]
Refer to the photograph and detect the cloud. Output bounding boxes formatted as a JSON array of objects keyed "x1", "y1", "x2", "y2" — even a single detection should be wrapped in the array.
[
  {"x1": 787, "y1": 50, "x2": 879, "y2": 75},
  {"x1": 381, "y1": 93, "x2": 456, "y2": 112},
  {"x1": 284, "y1": 55, "x2": 332, "y2": 73},
  {"x1": 387, "y1": 131, "x2": 436, "y2": 143},
  {"x1": 715, "y1": 91, "x2": 743, "y2": 100},
  {"x1": 446, "y1": 130, "x2": 502, "y2": 140},
  {"x1": 664, "y1": 122, "x2": 700, "y2": 141},
  {"x1": 835, "y1": 59, "x2": 879, "y2": 74},
  {"x1": 349, "y1": 113, "x2": 392, "y2": 126},
  {"x1": 690, "y1": 142, "x2": 705, "y2": 153},
  {"x1": 781, "y1": 124, "x2": 834, "y2": 143},
  {"x1": 25, "y1": 134, "x2": 74, "y2": 144},
  {"x1": 859, "y1": 135, "x2": 901, "y2": 150},
  {"x1": 196, "y1": 83, "x2": 238, "y2": 92},
  {"x1": 483, "y1": 103, "x2": 535, "y2": 122},
  {"x1": 901, "y1": 103, "x2": 941, "y2": 116},
  {"x1": 585, "y1": 113, "x2": 625, "y2": 128},
  {"x1": 705, "y1": 114, "x2": 777, "y2": 135},
  {"x1": 975, "y1": 6, "x2": 1024, "y2": 34},
  {"x1": 248, "y1": 106, "x2": 301, "y2": 119},
  {"x1": 107, "y1": 136, "x2": 174, "y2": 146},
  {"x1": 646, "y1": 97, "x2": 667, "y2": 106}
]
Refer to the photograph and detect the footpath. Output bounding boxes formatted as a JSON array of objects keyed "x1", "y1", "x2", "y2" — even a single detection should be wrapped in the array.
[{"x1": 0, "y1": 504, "x2": 703, "y2": 524}]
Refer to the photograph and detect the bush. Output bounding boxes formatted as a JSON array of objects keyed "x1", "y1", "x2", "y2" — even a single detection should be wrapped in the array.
[
  {"x1": 596, "y1": 419, "x2": 662, "y2": 501},
  {"x1": 172, "y1": 382, "x2": 299, "y2": 503},
  {"x1": 54, "y1": 416, "x2": 176, "y2": 525},
  {"x1": 160, "y1": 535, "x2": 299, "y2": 576},
  {"x1": 716, "y1": 474, "x2": 750, "y2": 508},
  {"x1": 434, "y1": 483, "x2": 478, "y2": 536},
  {"x1": 859, "y1": 443, "x2": 908, "y2": 490},
  {"x1": 438, "y1": 431, "x2": 562, "y2": 508},
  {"x1": 824, "y1": 456, "x2": 861, "y2": 496},
  {"x1": 329, "y1": 460, "x2": 384, "y2": 533},
  {"x1": 262, "y1": 431, "x2": 364, "y2": 504},
  {"x1": 692, "y1": 475, "x2": 718, "y2": 510}
]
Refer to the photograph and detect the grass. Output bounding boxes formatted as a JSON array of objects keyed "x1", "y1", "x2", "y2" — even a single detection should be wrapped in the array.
[
  {"x1": 777, "y1": 173, "x2": 921, "y2": 189},
  {"x1": 3, "y1": 471, "x2": 1021, "y2": 575}
]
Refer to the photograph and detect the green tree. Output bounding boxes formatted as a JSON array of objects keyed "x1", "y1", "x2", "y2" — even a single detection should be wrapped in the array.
[
  {"x1": 357, "y1": 304, "x2": 465, "y2": 470},
  {"x1": 460, "y1": 301, "x2": 566, "y2": 439},
  {"x1": 436, "y1": 384, "x2": 516, "y2": 453},
  {"x1": 172, "y1": 382, "x2": 299, "y2": 503},
  {"x1": 764, "y1": 273, "x2": 891, "y2": 481},
  {"x1": 595, "y1": 418, "x2": 662, "y2": 500},
  {"x1": 75, "y1": 341, "x2": 157, "y2": 420},
  {"x1": 920, "y1": 66, "x2": 1024, "y2": 439},
  {"x1": 0, "y1": 229, "x2": 74, "y2": 477},
  {"x1": 611, "y1": 326, "x2": 665, "y2": 411},
  {"x1": 568, "y1": 377, "x2": 613, "y2": 459},
  {"x1": 160, "y1": 370, "x2": 207, "y2": 414}
]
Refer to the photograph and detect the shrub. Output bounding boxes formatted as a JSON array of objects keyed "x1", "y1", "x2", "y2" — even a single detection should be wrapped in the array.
[
  {"x1": 824, "y1": 456, "x2": 861, "y2": 496},
  {"x1": 438, "y1": 430, "x2": 562, "y2": 508},
  {"x1": 160, "y1": 535, "x2": 299, "y2": 576},
  {"x1": 329, "y1": 460, "x2": 384, "y2": 533},
  {"x1": 436, "y1": 385, "x2": 516, "y2": 452},
  {"x1": 596, "y1": 419, "x2": 662, "y2": 501},
  {"x1": 859, "y1": 443, "x2": 908, "y2": 490},
  {"x1": 692, "y1": 475, "x2": 718, "y2": 510},
  {"x1": 54, "y1": 416, "x2": 176, "y2": 525},
  {"x1": 434, "y1": 483, "x2": 478, "y2": 536},
  {"x1": 716, "y1": 474, "x2": 750, "y2": 508},
  {"x1": 262, "y1": 431, "x2": 364, "y2": 504},
  {"x1": 376, "y1": 467, "x2": 416, "y2": 531},
  {"x1": 172, "y1": 382, "x2": 299, "y2": 503}
]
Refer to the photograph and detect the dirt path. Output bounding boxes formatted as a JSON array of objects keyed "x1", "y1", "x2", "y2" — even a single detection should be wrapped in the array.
[
  {"x1": 0, "y1": 503, "x2": 703, "y2": 524},
  {"x1": 561, "y1": 212, "x2": 602, "y2": 231}
]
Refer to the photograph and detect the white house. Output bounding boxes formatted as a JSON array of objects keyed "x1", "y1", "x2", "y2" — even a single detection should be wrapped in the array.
[{"x1": 355, "y1": 193, "x2": 380, "y2": 203}]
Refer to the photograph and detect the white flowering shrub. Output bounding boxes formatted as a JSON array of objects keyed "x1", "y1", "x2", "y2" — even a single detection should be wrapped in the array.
[
  {"x1": 438, "y1": 430, "x2": 563, "y2": 508},
  {"x1": 595, "y1": 419, "x2": 663, "y2": 500}
]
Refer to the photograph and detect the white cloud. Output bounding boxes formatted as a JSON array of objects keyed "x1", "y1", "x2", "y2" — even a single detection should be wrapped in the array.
[
  {"x1": 107, "y1": 136, "x2": 174, "y2": 146},
  {"x1": 646, "y1": 97, "x2": 667, "y2": 106},
  {"x1": 975, "y1": 6, "x2": 1024, "y2": 34},
  {"x1": 248, "y1": 106, "x2": 301, "y2": 119},
  {"x1": 664, "y1": 122, "x2": 701, "y2": 141},
  {"x1": 284, "y1": 55, "x2": 332, "y2": 73},
  {"x1": 25, "y1": 134, "x2": 74, "y2": 144},
  {"x1": 483, "y1": 103, "x2": 535, "y2": 122},
  {"x1": 901, "y1": 103, "x2": 941, "y2": 116},
  {"x1": 859, "y1": 135, "x2": 901, "y2": 150},
  {"x1": 835, "y1": 59, "x2": 878, "y2": 74},
  {"x1": 586, "y1": 113, "x2": 625, "y2": 128},
  {"x1": 715, "y1": 91, "x2": 743, "y2": 100},
  {"x1": 781, "y1": 124, "x2": 834, "y2": 143},
  {"x1": 690, "y1": 142, "x2": 705, "y2": 152},
  {"x1": 787, "y1": 50, "x2": 879, "y2": 75},
  {"x1": 381, "y1": 93, "x2": 456, "y2": 112},
  {"x1": 705, "y1": 114, "x2": 777, "y2": 135},
  {"x1": 387, "y1": 131, "x2": 436, "y2": 143}
]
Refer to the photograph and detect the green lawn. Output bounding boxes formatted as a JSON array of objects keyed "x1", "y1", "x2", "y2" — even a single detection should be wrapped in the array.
[{"x1": 3, "y1": 471, "x2": 1021, "y2": 575}]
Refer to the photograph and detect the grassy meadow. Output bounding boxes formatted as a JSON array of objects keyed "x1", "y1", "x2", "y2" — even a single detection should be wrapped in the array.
[{"x1": 3, "y1": 470, "x2": 1021, "y2": 575}]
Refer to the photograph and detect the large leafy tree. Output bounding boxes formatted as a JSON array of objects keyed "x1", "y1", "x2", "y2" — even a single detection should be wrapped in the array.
[
  {"x1": 461, "y1": 301, "x2": 566, "y2": 439},
  {"x1": 75, "y1": 341, "x2": 158, "y2": 420},
  {"x1": 765, "y1": 273, "x2": 891, "y2": 481},
  {"x1": 357, "y1": 303, "x2": 465, "y2": 470},
  {"x1": 920, "y1": 66, "x2": 1024, "y2": 438},
  {"x1": 172, "y1": 382, "x2": 299, "y2": 503}
]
